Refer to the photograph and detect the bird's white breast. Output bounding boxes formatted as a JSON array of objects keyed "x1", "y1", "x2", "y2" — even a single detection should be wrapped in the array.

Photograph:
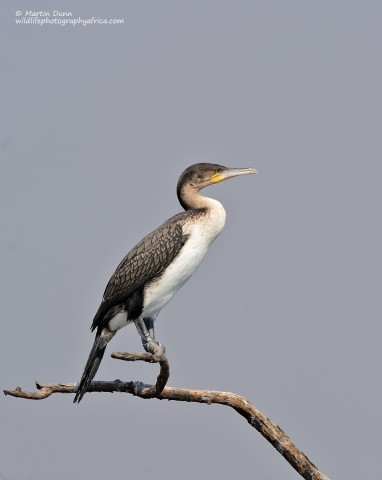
[{"x1": 142, "y1": 198, "x2": 226, "y2": 318}]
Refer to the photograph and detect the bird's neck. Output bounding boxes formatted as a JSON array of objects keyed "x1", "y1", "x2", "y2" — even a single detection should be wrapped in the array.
[
  {"x1": 177, "y1": 184, "x2": 226, "y2": 239},
  {"x1": 177, "y1": 184, "x2": 217, "y2": 211}
]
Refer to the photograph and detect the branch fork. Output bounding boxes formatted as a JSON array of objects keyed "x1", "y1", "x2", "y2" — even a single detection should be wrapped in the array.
[{"x1": 111, "y1": 340, "x2": 169, "y2": 398}]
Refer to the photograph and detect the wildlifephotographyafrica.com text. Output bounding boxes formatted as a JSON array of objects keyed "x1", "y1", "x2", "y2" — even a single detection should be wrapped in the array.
[{"x1": 15, "y1": 10, "x2": 125, "y2": 27}]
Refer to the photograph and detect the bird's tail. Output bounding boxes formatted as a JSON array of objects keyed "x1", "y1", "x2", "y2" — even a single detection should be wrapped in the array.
[{"x1": 73, "y1": 328, "x2": 114, "y2": 403}]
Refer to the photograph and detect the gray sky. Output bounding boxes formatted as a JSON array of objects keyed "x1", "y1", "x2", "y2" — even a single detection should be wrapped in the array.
[{"x1": 1, "y1": 1, "x2": 381, "y2": 479}]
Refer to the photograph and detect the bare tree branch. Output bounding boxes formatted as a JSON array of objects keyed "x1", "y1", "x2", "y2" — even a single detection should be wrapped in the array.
[{"x1": 4, "y1": 351, "x2": 330, "y2": 480}]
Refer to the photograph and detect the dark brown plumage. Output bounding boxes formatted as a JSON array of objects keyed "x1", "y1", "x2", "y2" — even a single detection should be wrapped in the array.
[{"x1": 91, "y1": 219, "x2": 187, "y2": 331}]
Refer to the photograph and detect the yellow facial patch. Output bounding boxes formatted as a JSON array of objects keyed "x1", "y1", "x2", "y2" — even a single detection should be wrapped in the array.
[{"x1": 211, "y1": 172, "x2": 224, "y2": 183}]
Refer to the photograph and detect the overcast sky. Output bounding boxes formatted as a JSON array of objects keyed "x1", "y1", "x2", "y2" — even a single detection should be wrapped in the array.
[{"x1": 1, "y1": 1, "x2": 381, "y2": 479}]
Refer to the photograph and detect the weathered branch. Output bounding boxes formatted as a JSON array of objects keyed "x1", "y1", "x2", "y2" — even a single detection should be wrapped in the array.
[
  {"x1": 4, "y1": 351, "x2": 330, "y2": 480},
  {"x1": 111, "y1": 347, "x2": 170, "y2": 397}
]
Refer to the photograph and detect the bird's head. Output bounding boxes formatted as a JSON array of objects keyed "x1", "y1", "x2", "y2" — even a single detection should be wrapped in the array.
[
  {"x1": 177, "y1": 163, "x2": 258, "y2": 210},
  {"x1": 178, "y1": 163, "x2": 258, "y2": 191}
]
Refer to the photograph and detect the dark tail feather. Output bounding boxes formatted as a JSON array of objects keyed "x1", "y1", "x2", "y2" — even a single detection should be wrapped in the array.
[{"x1": 73, "y1": 329, "x2": 113, "y2": 403}]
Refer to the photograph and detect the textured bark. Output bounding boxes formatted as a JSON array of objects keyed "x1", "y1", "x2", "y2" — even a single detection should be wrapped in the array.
[{"x1": 4, "y1": 352, "x2": 329, "y2": 480}]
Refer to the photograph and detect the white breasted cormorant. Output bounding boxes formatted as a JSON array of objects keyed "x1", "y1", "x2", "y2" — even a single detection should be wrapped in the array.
[{"x1": 74, "y1": 163, "x2": 257, "y2": 403}]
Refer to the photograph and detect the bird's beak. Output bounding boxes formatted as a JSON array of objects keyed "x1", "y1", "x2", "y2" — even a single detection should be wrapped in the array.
[{"x1": 212, "y1": 167, "x2": 258, "y2": 184}]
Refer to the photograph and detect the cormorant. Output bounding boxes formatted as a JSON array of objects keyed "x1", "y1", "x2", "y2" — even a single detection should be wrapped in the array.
[{"x1": 74, "y1": 163, "x2": 257, "y2": 403}]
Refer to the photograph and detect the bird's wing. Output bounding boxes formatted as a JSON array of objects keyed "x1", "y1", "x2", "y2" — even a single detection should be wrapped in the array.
[{"x1": 91, "y1": 216, "x2": 188, "y2": 330}]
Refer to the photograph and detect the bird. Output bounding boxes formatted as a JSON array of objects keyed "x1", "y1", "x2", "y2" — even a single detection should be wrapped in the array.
[{"x1": 73, "y1": 162, "x2": 257, "y2": 403}]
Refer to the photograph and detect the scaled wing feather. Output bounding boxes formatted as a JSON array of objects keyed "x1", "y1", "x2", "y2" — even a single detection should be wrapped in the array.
[{"x1": 91, "y1": 216, "x2": 187, "y2": 330}]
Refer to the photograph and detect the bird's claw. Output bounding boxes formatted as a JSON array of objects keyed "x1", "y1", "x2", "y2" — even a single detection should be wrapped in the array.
[{"x1": 143, "y1": 339, "x2": 166, "y2": 362}]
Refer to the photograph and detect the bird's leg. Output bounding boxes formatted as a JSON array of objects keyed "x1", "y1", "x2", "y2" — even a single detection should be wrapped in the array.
[
  {"x1": 143, "y1": 317, "x2": 155, "y2": 340},
  {"x1": 134, "y1": 317, "x2": 166, "y2": 361},
  {"x1": 134, "y1": 317, "x2": 152, "y2": 346},
  {"x1": 143, "y1": 317, "x2": 165, "y2": 354}
]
